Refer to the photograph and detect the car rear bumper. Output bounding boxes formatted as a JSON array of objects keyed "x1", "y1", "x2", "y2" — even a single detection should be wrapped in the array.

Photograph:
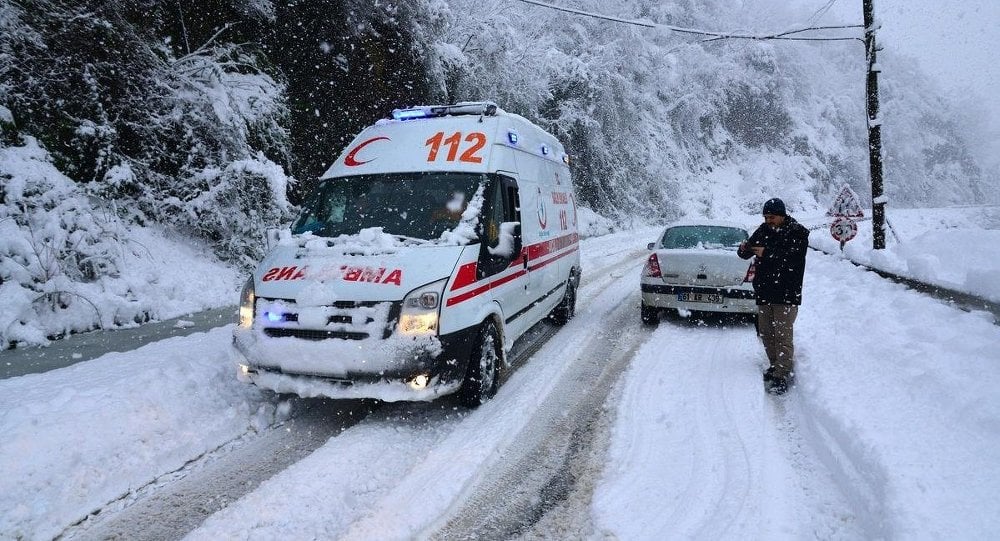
[{"x1": 641, "y1": 282, "x2": 756, "y2": 314}]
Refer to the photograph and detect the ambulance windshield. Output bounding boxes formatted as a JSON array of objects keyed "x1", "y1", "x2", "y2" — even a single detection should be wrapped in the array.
[{"x1": 292, "y1": 172, "x2": 485, "y2": 241}]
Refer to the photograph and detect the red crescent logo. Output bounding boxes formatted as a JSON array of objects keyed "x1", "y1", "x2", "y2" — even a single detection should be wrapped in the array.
[
  {"x1": 537, "y1": 187, "x2": 547, "y2": 229},
  {"x1": 344, "y1": 136, "x2": 390, "y2": 166}
]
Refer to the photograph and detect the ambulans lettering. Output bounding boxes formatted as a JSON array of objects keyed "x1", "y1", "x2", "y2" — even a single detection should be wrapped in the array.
[
  {"x1": 339, "y1": 265, "x2": 402, "y2": 285},
  {"x1": 383, "y1": 269, "x2": 403, "y2": 285},
  {"x1": 262, "y1": 266, "x2": 307, "y2": 281},
  {"x1": 262, "y1": 265, "x2": 403, "y2": 285},
  {"x1": 551, "y1": 192, "x2": 568, "y2": 204},
  {"x1": 425, "y1": 132, "x2": 486, "y2": 163},
  {"x1": 359, "y1": 267, "x2": 385, "y2": 283},
  {"x1": 344, "y1": 136, "x2": 390, "y2": 167}
]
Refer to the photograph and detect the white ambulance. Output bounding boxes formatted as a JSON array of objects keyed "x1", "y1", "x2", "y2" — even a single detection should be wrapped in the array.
[{"x1": 232, "y1": 102, "x2": 582, "y2": 407}]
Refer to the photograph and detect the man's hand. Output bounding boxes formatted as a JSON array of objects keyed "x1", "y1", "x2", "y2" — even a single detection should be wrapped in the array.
[{"x1": 739, "y1": 241, "x2": 764, "y2": 259}]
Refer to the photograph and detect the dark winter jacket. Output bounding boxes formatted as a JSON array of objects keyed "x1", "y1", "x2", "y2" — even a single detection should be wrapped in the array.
[{"x1": 738, "y1": 216, "x2": 809, "y2": 305}]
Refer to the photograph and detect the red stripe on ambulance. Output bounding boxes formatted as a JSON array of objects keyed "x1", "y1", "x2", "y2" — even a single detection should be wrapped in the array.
[
  {"x1": 445, "y1": 232, "x2": 579, "y2": 307},
  {"x1": 450, "y1": 262, "x2": 479, "y2": 291}
]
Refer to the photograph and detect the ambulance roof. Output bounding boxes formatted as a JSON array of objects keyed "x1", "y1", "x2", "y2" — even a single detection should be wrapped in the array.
[{"x1": 320, "y1": 102, "x2": 569, "y2": 180}]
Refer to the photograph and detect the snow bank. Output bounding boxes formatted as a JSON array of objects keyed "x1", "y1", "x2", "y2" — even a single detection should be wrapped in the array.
[
  {"x1": 0, "y1": 140, "x2": 242, "y2": 349},
  {"x1": 804, "y1": 206, "x2": 1000, "y2": 302},
  {"x1": 0, "y1": 327, "x2": 275, "y2": 539}
]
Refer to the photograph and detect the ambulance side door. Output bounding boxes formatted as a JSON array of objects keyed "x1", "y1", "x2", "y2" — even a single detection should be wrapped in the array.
[{"x1": 477, "y1": 174, "x2": 530, "y2": 335}]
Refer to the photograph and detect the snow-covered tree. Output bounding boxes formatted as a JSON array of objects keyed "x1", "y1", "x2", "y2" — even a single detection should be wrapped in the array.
[
  {"x1": 432, "y1": 0, "x2": 998, "y2": 219},
  {"x1": 0, "y1": 0, "x2": 295, "y2": 265}
]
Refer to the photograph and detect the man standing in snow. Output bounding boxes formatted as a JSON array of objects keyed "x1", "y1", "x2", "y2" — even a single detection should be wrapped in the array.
[{"x1": 738, "y1": 198, "x2": 809, "y2": 395}]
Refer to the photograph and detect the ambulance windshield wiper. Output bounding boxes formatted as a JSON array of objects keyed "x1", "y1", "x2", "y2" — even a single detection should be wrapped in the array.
[{"x1": 388, "y1": 234, "x2": 432, "y2": 246}]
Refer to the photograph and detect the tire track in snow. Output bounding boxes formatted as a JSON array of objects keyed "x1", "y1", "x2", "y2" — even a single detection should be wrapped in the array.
[
  {"x1": 342, "y1": 260, "x2": 648, "y2": 540},
  {"x1": 593, "y1": 314, "x2": 866, "y2": 539},
  {"x1": 767, "y1": 394, "x2": 874, "y2": 539},
  {"x1": 427, "y1": 262, "x2": 652, "y2": 540},
  {"x1": 624, "y1": 320, "x2": 761, "y2": 538},
  {"x1": 62, "y1": 399, "x2": 375, "y2": 540}
]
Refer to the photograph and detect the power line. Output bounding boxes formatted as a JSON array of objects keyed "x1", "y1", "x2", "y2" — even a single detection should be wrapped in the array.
[
  {"x1": 513, "y1": 0, "x2": 862, "y2": 42},
  {"x1": 806, "y1": 0, "x2": 840, "y2": 27},
  {"x1": 515, "y1": 0, "x2": 655, "y2": 28}
]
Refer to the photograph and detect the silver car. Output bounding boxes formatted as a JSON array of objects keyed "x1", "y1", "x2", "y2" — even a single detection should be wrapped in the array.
[{"x1": 640, "y1": 221, "x2": 756, "y2": 323}]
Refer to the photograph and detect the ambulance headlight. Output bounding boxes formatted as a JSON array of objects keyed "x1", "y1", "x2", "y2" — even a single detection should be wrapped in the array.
[
  {"x1": 399, "y1": 278, "x2": 446, "y2": 336},
  {"x1": 408, "y1": 373, "x2": 431, "y2": 390},
  {"x1": 238, "y1": 277, "x2": 255, "y2": 329}
]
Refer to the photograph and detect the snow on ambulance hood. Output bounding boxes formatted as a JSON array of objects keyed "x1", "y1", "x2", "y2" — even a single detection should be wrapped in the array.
[{"x1": 254, "y1": 227, "x2": 467, "y2": 303}]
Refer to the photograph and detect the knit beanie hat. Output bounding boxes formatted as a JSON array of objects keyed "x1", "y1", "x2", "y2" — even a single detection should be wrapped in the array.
[{"x1": 762, "y1": 198, "x2": 786, "y2": 216}]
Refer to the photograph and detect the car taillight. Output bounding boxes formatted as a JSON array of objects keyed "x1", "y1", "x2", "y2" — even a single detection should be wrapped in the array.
[{"x1": 643, "y1": 253, "x2": 662, "y2": 278}]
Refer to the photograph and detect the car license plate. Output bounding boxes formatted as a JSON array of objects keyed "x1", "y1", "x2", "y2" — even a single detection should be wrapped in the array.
[{"x1": 677, "y1": 292, "x2": 722, "y2": 303}]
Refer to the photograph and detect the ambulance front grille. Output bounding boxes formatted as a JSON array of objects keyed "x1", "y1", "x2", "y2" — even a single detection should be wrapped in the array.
[
  {"x1": 264, "y1": 328, "x2": 369, "y2": 341},
  {"x1": 282, "y1": 313, "x2": 371, "y2": 325},
  {"x1": 258, "y1": 298, "x2": 402, "y2": 340}
]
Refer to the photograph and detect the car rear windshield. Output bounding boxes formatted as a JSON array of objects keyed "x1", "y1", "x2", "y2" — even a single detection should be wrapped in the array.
[
  {"x1": 291, "y1": 172, "x2": 485, "y2": 241},
  {"x1": 660, "y1": 225, "x2": 747, "y2": 249}
]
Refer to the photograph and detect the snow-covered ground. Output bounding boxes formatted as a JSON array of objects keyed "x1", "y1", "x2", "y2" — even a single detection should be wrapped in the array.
[
  {"x1": 0, "y1": 138, "x2": 247, "y2": 349},
  {"x1": 595, "y1": 235, "x2": 1000, "y2": 539},
  {"x1": 802, "y1": 205, "x2": 1000, "y2": 302},
  {"x1": 1, "y1": 211, "x2": 999, "y2": 539}
]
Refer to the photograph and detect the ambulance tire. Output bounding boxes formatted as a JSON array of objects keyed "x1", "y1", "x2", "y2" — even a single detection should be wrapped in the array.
[
  {"x1": 549, "y1": 273, "x2": 578, "y2": 325},
  {"x1": 459, "y1": 320, "x2": 502, "y2": 408}
]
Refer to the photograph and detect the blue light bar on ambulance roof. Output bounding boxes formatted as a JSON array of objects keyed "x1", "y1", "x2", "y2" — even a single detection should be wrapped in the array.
[
  {"x1": 392, "y1": 108, "x2": 431, "y2": 121},
  {"x1": 391, "y1": 101, "x2": 499, "y2": 121}
]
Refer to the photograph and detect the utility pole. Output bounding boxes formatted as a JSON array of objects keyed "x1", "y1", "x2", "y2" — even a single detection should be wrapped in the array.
[{"x1": 863, "y1": 0, "x2": 886, "y2": 249}]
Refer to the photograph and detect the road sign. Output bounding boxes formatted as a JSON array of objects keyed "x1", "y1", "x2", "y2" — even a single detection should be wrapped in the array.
[
  {"x1": 830, "y1": 217, "x2": 858, "y2": 247},
  {"x1": 827, "y1": 185, "x2": 864, "y2": 218}
]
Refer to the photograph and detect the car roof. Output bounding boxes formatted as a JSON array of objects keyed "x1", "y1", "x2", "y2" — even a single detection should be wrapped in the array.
[{"x1": 661, "y1": 219, "x2": 749, "y2": 232}]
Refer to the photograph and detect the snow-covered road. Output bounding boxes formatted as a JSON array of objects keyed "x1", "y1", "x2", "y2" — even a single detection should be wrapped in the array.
[
  {"x1": 594, "y1": 317, "x2": 862, "y2": 539},
  {"x1": 2, "y1": 226, "x2": 999, "y2": 540}
]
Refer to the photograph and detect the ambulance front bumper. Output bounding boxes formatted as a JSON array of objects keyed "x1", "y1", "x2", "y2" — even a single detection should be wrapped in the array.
[{"x1": 231, "y1": 326, "x2": 478, "y2": 402}]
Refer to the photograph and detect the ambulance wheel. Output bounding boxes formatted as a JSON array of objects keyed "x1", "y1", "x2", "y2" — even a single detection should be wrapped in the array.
[
  {"x1": 549, "y1": 273, "x2": 578, "y2": 325},
  {"x1": 641, "y1": 303, "x2": 659, "y2": 325},
  {"x1": 459, "y1": 320, "x2": 501, "y2": 408}
]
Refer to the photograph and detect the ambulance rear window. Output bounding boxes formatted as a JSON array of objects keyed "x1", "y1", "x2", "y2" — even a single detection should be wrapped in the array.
[{"x1": 292, "y1": 172, "x2": 486, "y2": 241}]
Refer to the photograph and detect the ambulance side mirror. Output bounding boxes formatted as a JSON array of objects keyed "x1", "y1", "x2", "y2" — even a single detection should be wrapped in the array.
[
  {"x1": 509, "y1": 222, "x2": 522, "y2": 256},
  {"x1": 647, "y1": 242, "x2": 655, "y2": 250}
]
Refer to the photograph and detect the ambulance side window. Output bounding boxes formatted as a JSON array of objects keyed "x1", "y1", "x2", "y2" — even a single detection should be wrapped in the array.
[
  {"x1": 485, "y1": 181, "x2": 505, "y2": 248},
  {"x1": 478, "y1": 175, "x2": 521, "y2": 278},
  {"x1": 505, "y1": 183, "x2": 520, "y2": 223}
]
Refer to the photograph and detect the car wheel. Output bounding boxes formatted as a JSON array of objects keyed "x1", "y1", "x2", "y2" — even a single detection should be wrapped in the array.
[
  {"x1": 459, "y1": 320, "x2": 502, "y2": 408},
  {"x1": 641, "y1": 302, "x2": 659, "y2": 325},
  {"x1": 548, "y1": 273, "x2": 578, "y2": 325}
]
